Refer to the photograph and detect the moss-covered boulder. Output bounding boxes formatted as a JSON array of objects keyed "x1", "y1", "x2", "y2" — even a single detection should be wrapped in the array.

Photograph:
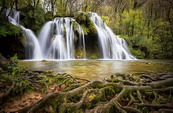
[
  {"x1": 74, "y1": 12, "x2": 97, "y2": 35},
  {"x1": 74, "y1": 12, "x2": 100, "y2": 58}
]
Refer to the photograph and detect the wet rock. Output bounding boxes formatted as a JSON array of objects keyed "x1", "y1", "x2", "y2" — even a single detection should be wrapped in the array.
[{"x1": 42, "y1": 59, "x2": 48, "y2": 62}]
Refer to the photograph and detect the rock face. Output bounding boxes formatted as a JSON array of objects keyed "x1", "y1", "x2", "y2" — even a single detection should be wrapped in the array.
[
  {"x1": 74, "y1": 12, "x2": 99, "y2": 58},
  {"x1": 0, "y1": 34, "x2": 25, "y2": 59}
]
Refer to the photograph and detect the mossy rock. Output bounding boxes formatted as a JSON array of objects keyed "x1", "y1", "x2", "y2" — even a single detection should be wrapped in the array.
[
  {"x1": 75, "y1": 48, "x2": 86, "y2": 59},
  {"x1": 74, "y1": 12, "x2": 97, "y2": 35},
  {"x1": 42, "y1": 70, "x2": 54, "y2": 73},
  {"x1": 73, "y1": 12, "x2": 100, "y2": 59},
  {"x1": 42, "y1": 59, "x2": 48, "y2": 62}
]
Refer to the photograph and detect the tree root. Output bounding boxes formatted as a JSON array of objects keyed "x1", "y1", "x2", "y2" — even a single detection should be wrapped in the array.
[{"x1": 9, "y1": 73, "x2": 173, "y2": 113}]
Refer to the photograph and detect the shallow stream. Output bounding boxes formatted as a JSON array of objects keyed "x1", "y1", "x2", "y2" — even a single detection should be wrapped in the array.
[{"x1": 20, "y1": 59, "x2": 173, "y2": 80}]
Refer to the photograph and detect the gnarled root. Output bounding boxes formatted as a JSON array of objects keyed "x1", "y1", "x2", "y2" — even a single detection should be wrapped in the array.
[{"x1": 17, "y1": 73, "x2": 173, "y2": 113}]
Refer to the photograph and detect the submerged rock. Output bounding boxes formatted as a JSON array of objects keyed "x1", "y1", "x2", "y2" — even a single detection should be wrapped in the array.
[{"x1": 42, "y1": 59, "x2": 48, "y2": 62}]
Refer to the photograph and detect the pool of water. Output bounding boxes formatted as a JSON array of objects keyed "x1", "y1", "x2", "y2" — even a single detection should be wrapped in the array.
[{"x1": 20, "y1": 59, "x2": 173, "y2": 80}]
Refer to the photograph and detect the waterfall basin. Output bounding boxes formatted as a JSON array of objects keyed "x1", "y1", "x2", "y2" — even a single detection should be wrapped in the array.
[{"x1": 20, "y1": 59, "x2": 173, "y2": 81}]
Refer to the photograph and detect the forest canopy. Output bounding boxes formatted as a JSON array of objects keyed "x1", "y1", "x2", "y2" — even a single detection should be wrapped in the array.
[{"x1": 0, "y1": 0, "x2": 173, "y2": 59}]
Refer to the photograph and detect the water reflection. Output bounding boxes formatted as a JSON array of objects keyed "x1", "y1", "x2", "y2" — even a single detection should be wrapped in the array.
[{"x1": 20, "y1": 60, "x2": 173, "y2": 80}]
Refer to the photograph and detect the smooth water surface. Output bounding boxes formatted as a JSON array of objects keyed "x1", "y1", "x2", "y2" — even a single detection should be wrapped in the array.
[{"x1": 20, "y1": 60, "x2": 173, "y2": 80}]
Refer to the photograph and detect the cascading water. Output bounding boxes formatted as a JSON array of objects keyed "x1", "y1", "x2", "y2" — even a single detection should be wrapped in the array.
[
  {"x1": 38, "y1": 17, "x2": 86, "y2": 59},
  {"x1": 78, "y1": 25, "x2": 86, "y2": 59},
  {"x1": 22, "y1": 28, "x2": 43, "y2": 59},
  {"x1": 38, "y1": 21, "x2": 53, "y2": 57},
  {"x1": 7, "y1": 10, "x2": 43, "y2": 59},
  {"x1": 7, "y1": 9, "x2": 134, "y2": 60},
  {"x1": 63, "y1": 18, "x2": 75, "y2": 59},
  {"x1": 89, "y1": 12, "x2": 135, "y2": 60},
  {"x1": 46, "y1": 35, "x2": 67, "y2": 59},
  {"x1": 8, "y1": 10, "x2": 86, "y2": 60}
]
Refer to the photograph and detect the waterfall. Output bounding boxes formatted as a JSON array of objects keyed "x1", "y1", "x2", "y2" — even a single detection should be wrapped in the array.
[
  {"x1": 64, "y1": 18, "x2": 75, "y2": 59},
  {"x1": 38, "y1": 21, "x2": 54, "y2": 57},
  {"x1": 39, "y1": 17, "x2": 86, "y2": 59},
  {"x1": 46, "y1": 35, "x2": 67, "y2": 59},
  {"x1": 43, "y1": 17, "x2": 76, "y2": 59},
  {"x1": 7, "y1": 9, "x2": 134, "y2": 60},
  {"x1": 8, "y1": 10, "x2": 20, "y2": 26},
  {"x1": 78, "y1": 25, "x2": 86, "y2": 59},
  {"x1": 7, "y1": 10, "x2": 86, "y2": 60},
  {"x1": 7, "y1": 9, "x2": 43, "y2": 59},
  {"x1": 22, "y1": 28, "x2": 43, "y2": 59},
  {"x1": 89, "y1": 12, "x2": 135, "y2": 60}
]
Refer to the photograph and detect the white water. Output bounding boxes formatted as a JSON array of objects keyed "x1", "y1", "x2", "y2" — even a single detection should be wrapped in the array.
[
  {"x1": 89, "y1": 12, "x2": 135, "y2": 60},
  {"x1": 46, "y1": 35, "x2": 67, "y2": 59},
  {"x1": 7, "y1": 10, "x2": 134, "y2": 60},
  {"x1": 7, "y1": 10, "x2": 43, "y2": 59},
  {"x1": 78, "y1": 25, "x2": 86, "y2": 58},
  {"x1": 8, "y1": 10, "x2": 86, "y2": 60},
  {"x1": 39, "y1": 17, "x2": 86, "y2": 59},
  {"x1": 38, "y1": 21, "x2": 53, "y2": 57},
  {"x1": 22, "y1": 28, "x2": 43, "y2": 59}
]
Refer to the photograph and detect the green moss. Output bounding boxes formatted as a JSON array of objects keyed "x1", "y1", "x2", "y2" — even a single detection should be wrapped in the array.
[
  {"x1": 42, "y1": 60, "x2": 48, "y2": 62},
  {"x1": 107, "y1": 78, "x2": 119, "y2": 83},
  {"x1": 0, "y1": 23, "x2": 22, "y2": 37},
  {"x1": 81, "y1": 25, "x2": 90, "y2": 35},
  {"x1": 130, "y1": 48, "x2": 145, "y2": 59},
  {"x1": 86, "y1": 48, "x2": 100, "y2": 59},
  {"x1": 104, "y1": 86, "x2": 117, "y2": 100},
  {"x1": 42, "y1": 70, "x2": 54, "y2": 73},
  {"x1": 114, "y1": 73, "x2": 126, "y2": 79},
  {"x1": 94, "y1": 83, "x2": 107, "y2": 88},
  {"x1": 75, "y1": 48, "x2": 86, "y2": 58},
  {"x1": 64, "y1": 84, "x2": 82, "y2": 92},
  {"x1": 69, "y1": 95, "x2": 82, "y2": 103},
  {"x1": 76, "y1": 109, "x2": 84, "y2": 113},
  {"x1": 74, "y1": 12, "x2": 97, "y2": 35}
]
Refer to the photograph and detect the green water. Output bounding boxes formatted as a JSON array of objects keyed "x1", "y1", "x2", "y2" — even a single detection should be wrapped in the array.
[{"x1": 20, "y1": 59, "x2": 173, "y2": 80}]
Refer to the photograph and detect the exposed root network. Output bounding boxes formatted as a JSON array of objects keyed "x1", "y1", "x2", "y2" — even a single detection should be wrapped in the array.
[{"x1": 16, "y1": 72, "x2": 173, "y2": 113}]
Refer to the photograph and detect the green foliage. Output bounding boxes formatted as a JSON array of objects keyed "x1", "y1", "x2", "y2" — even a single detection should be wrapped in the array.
[
  {"x1": 9, "y1": 55, "x2": 23, "y2": 71},
  {"x1": 112, "y1": 7, "x2": 173, "y2": 59},
  {"x1": 55, "y1": 0, "x2": 71, "y2": 16},
  {"x1": 75, "y1": 48, "x2": 85, "y2": 58},
  {"x1": 0, "y1": 55, "x2": 32, "y2": 96},
  {"x1": 96, "y1": 0, "x2": 173, "y2": 59},
  {"x1": 0, "y1": 23, "x2": 22, "y2": 37},
  {"x1": 11, "y1": 77, "x2": 32, "y2": 95},
  {"x1": 9, "y1": 55, "x2": 25, "y2": 75},
  {"x1": 104, "y1": 86, "x2": 117, "y2": 100},
  {"x1": 86, "y1": 49, "x2": 100, "y2": 59},
  {"x1": 20, "y1": 6, "x2": 45, "y2": 33},
  {"x1": 75, "y1": 12, "x2": 97, "y2": 35},
  {"x1": 102, "y1": 16, "x2": 111, "y2": 25}
]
